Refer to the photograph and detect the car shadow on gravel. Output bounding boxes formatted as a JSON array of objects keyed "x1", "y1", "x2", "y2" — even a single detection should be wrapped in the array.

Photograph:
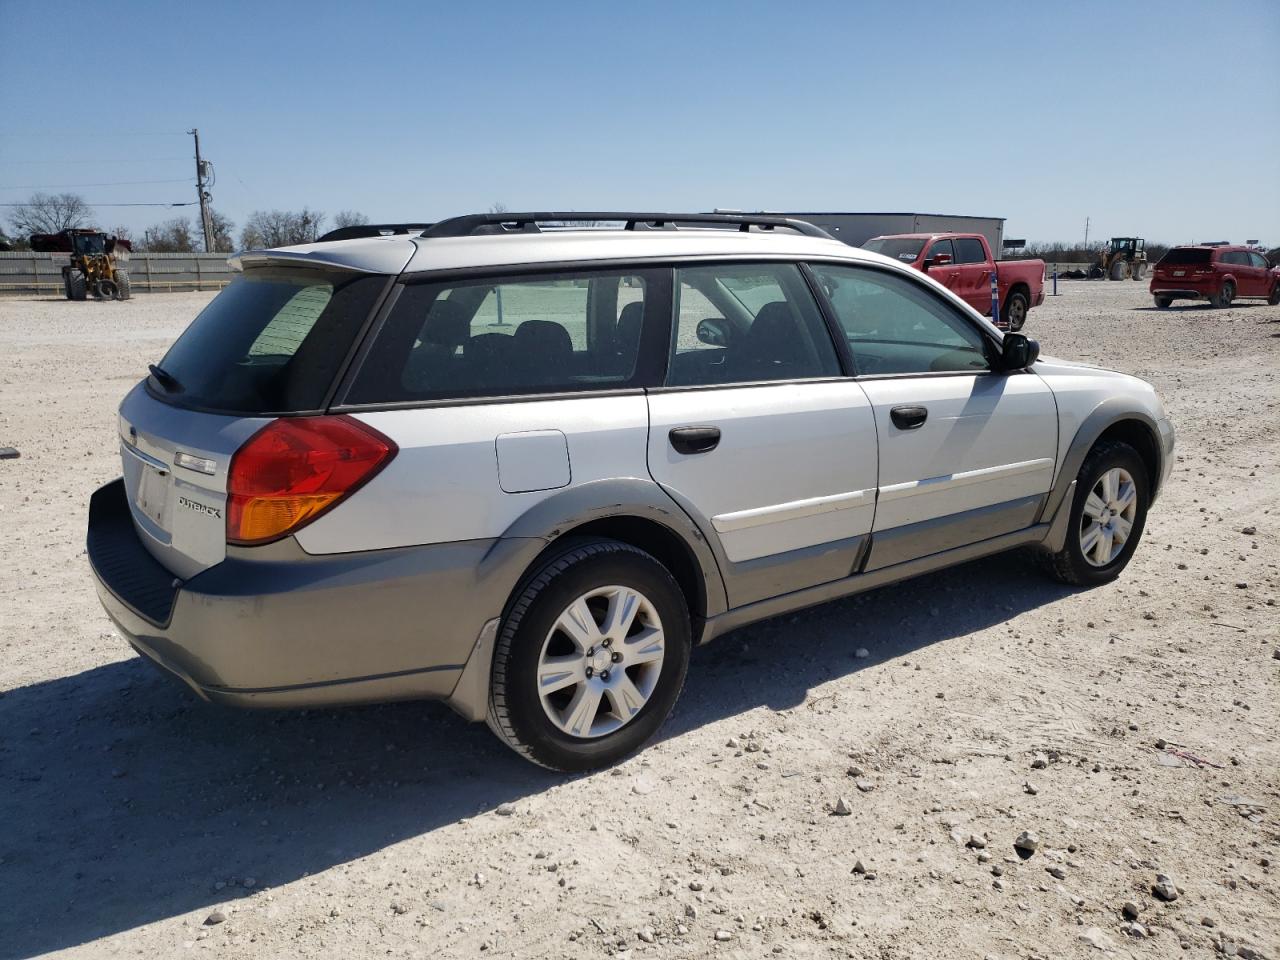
[{"x1": 0, "y1": 548, "x2": 1070, "y2": 958}]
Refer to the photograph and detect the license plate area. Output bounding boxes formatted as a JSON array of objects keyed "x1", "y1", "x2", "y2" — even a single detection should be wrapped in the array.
[
  {"x1": 135, "y1": 462, "x2": 170, "y2": 529},
  {"x1": 1173, "y1": 270, "x2": 1185, "y2": 277}
]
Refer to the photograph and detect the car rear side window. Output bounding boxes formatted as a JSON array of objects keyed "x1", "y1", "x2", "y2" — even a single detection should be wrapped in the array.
[
  {"x1": 346, "y1": 269, "x2": 660, "y2": 404},
  {"x1": 666, "y1": 263, "x2": 840, "y2": 387},
  {"x1": 153, "y1": 269, "x2": 387, "y2": 414},
  {"x1": 953, "y1": 237, "x2": 986, "y2": 264}
]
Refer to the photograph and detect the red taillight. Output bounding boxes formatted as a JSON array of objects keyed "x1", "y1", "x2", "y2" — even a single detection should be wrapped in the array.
[{"x1": 226, "y1": 415, "x2": 397, "y2": 545}]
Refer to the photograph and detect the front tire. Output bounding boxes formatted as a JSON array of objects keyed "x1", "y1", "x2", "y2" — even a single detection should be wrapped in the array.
[
  {"x1": 67, "y1": 269, "x2": 87, "y2": 301},
  {"x1": 1268, "y1": 283, "x2": 1279, "y2": 307},
  {"x1": 1211, "y1": 281, "x2": 1235, "y2": 308},
  {"x1": 487, "y1": 539, "x2": 692, "y2": 772},
  {"x1": 1004, "y1": 291, "x2": 1029, "y2": 331},
  {"x1": 114, "y1": 269, "x2": 131, "y2": 300},
  {"x1": 1042, "y1": 440, "x2": 1149, "y2": 587}
]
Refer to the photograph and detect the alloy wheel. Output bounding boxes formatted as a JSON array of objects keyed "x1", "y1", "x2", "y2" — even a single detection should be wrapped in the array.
[
  {"x1": 536, "y1": 586, "x2": 666, "y2": 739},
  {"x1": 1079, "y1": 467, "x2": 1138, "y2": 567}
]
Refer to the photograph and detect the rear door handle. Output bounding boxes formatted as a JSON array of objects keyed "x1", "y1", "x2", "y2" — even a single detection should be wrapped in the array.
[
  {"x1": 890, "y1": 405, "x2": 928, "y2": 430},
  {"x1": 669, "y1": 426, "x2": 721, "y2": 455}
]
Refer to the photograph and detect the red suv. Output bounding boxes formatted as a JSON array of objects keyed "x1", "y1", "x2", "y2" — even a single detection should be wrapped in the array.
[{"x1": 1150, "y1": 245, "x2": 1280, "y2": 309}]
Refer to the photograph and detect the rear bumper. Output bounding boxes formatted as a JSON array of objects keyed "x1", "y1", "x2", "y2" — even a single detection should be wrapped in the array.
[
  {"x1": 87, "y1": 478, "x2": 541, "y2": 710},
  {"x1": 1150, "y1": 287, "x2": 1211, "y2": 301}
]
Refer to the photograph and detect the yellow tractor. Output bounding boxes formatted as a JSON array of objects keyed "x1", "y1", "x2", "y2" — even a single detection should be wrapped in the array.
[
  {"x1": 1090, "y1": 237, "x2": 1147, "y2": 281},
  {"x1": 30, "y1": 229, "x2": 132, "y2": 300}
]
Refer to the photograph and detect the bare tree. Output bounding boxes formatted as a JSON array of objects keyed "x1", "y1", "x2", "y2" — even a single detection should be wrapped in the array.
[
  {"x1": 489, "y1": 202, "x2": 509, "y2": 214},
  {"x1": 209, "y1": 209, "x2": 235, "y2": 252},
  {"x1": 7, "y1": 192, "x2": 94, "y2": 237},
  {"x1": 333, "y1": 210, "x2": 369, "y2": 229},
  {"x1": 240, "y1": 208, "x2": 326, "y2": 248},
  {"x1": 141, "y1": 217, "x2": 197, "y2": 253}
]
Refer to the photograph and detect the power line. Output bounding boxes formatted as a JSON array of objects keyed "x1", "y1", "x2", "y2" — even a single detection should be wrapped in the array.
[
  {"x1": 0, "y1": 178, "x2": 193, "y2": 190},
  {"x1": 0, "y1": 201, "x2": 197, "y2": 207},
  {"x1": 0, "y1": 156, "x2": 191, "y2": 165}
]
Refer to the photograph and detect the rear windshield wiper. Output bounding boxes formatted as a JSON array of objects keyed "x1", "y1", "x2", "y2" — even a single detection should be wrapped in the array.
[{"x1": 148, "y1": 363, "x2": 183, "y2": 394}]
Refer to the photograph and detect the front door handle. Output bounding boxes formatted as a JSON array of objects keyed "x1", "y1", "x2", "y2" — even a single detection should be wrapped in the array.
[
  {"x1": 669, "y1": 426, "x2": 721, "y2": 455},
  {"x1": 890, "y1": 405, "x2": 928, "y2": 430}
]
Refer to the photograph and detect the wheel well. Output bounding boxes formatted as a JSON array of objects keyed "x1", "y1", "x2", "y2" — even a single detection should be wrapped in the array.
[
  {"x1": 545, "y1": 516, "x2": 706, "y2": 624},
  {"x1": 1004, "y1": 283, "x2": 1030, "y2": 309},
  {"x1": 1095, "y1": 420, "x2": 1161, "y2": 495}
]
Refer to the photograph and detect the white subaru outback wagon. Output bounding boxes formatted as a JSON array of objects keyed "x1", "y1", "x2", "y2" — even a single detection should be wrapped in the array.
[{"x1": 88, "y1": 212, "x2": 1175, "y2": 771}]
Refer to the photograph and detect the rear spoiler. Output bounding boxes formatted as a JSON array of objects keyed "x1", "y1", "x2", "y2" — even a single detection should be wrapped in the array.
[{"x1": 228, "y1": 246, "x2": 413, "y2": 274}]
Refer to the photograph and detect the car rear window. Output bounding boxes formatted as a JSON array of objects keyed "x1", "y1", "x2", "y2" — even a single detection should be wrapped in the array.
[
  {"x1": 863, "y1": 238, "x2": 926, "y2": 262},
  {"x1": 152, "y1": 269, "x2": 387, "y2": 414},
  {"x1": 1159, "y1": 248, "x2": 1212, "y2": 265},
  {"x1": 344, "y1": 268, "x2": 662, "y2": 405}
]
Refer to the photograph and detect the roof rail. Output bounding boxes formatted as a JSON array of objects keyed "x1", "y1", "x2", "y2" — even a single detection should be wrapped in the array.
[
  {"x1": 315, "y1": 222, "x2": 434, "y2": 243},
  {"x1": 419, "y1": 212, "x2": 833, "y2": 240}
]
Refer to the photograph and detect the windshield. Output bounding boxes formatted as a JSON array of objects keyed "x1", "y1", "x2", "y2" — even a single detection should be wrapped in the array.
[
  {"x1": 1159, "y1": 248, "x2": 1212, "y2": 266},
  {"x1": 863, "y1": 238, "x2": 926, "y2": 262},
  {"x1": 153, "y1": 269, "x2": 386, "y2": 413},
  {"x1": 73, "y1": 235, "x2": 106, "y2": 255}
]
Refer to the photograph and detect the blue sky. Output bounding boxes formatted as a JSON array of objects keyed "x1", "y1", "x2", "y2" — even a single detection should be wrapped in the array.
[{"x1": 2, "y1": 0, "x2": 1277, "y2": 245}]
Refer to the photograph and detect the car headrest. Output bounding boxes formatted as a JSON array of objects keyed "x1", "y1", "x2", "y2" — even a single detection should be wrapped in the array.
[
  {"x1": 421, "y1": 300, "x2": 470, "y2": 347},
  {"x1": 514, "y1": 319, "x2": 573, "y2": 360},
  {"x1": 740, "y1": 301, "x2": 805, "y2": 363},
  {"x1": 616, "y1": 301, "x2": 643, "y2": 350}
]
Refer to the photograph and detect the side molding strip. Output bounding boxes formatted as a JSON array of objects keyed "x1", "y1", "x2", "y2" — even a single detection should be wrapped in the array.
[
  {"x1": 711, "y1": 488, "x2": 874, "y2": 534},
  {"x1": 878, "y1": 458, "x2": 1054, "y2": 502}
]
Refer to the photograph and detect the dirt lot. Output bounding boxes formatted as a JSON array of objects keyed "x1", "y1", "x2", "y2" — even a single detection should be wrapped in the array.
[{"x1": 1, "y1": 283, "x2": 1276, "y2": 960}]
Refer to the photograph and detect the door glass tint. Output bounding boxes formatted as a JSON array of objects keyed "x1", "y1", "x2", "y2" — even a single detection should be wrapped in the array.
[
  {"x1": 347, "y1": 271, "x2": 652, "y2": 403},
  {"x1": 1248, "y1": 252, "x2": 1268, "y2": 269},
  {"x1": 953, "y1": 237, "x2": 986, "y2": 264},
  {"x1": 667, "y1": 263, "x2": 840, "y2": 386},
  {"x1": 809, "y1": 264, "x2": 991, "y2": 375}
]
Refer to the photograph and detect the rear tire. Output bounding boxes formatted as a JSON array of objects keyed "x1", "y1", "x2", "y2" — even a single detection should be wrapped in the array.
[
  {"x1": 67, "y1": 269, "x2": 87, "y2": 301},
  {"x1": 1004, "y1": 291, "x2": 1029, "y2": 331},
  {"x1": 1041, "y1": 440, "x2": 1149, "y2": 587},
  {"x1": 1154, "y1": 295, "x2": 1172, "y2": 309},
  {"x1": 1131, "y1": 263, "x2": 1146, "y2": 281},
  {"x1": 113, "y1": 269, "x2": 131, "y2": 300},
  {"x1": 1211, "y1": 281, "x2": 1235, "y2": 308},
  {"x1": 487, "y1": 538, "x2": 692, "y2": 772}
]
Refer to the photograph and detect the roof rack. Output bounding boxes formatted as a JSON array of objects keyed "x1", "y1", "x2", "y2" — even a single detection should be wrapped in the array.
[
  {"x1": 418, "y1": 212, "x2": 833, "y2": 240},
  {"x1": 315, "y1": 222, "x2": 434, "y2": 243}
]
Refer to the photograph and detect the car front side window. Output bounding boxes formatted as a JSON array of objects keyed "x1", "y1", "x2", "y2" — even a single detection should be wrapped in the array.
[{"x1": 810, "y1": 263, "x2": 991, "y2": 376}]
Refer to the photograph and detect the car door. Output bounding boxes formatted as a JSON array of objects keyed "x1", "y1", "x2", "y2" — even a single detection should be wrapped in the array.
[
  {"x1": 1244, "y1": 252, "x2": 1268, "y2": 296},
  {"x1": 951, "y1": 236, "x2": 993, "y2": 314},
  {"x1": 924, "y1": 238, "x2": 959, "y2": 295},
  {"x1": 646, "y1": 261, "x2": 879, "y2": 607},
  {"x1": 809, "y1": 261, "x2": 1058, "y2": 570}
]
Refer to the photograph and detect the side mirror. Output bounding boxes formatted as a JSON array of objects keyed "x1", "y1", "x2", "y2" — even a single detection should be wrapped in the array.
[
  {"x1": 925, "y1": 253, "x2": 953, "y2": 269},
  {"x1": 999, "y1": 332, "x2": 1039, "y2": 370},
  {"x1": 696, "y1": 317, "x2": 731, "y2": 347}
]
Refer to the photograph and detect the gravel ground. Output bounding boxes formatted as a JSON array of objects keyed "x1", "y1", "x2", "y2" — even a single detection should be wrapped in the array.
[{"x1": 0, "y1": 283, "x2": 1277, "y2": 960}]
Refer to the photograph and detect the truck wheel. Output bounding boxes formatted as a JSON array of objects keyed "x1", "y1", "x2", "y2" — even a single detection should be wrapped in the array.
[
  {"x1": 1004, "y1": 291, "x2": 1029, "y2": 331},
  {"x1": 113, "y1": 270, "x2": 131, "y2": 300},
  {"x1": 67, "y1": 269, "x2": 87, "y2": 301},
  {"x1": 1109, "y1": 260, "x2": 1128, "y2": 281},
  {"x1": 1153, "y1": 295, "x2": 1172, "y2": 309},
  {"x1": 1041, "y1": 440, "x2": 1149, "y2": 587},
  {"x1": 1211, "y1": 281, "x2": 1235, "y2": 308},
  {"x1": 1131, "y1": 263, "x2": 1146, "y2": 281},
  {"x1": 487, "y1": 538, "x2": 692, "y2": 772}
]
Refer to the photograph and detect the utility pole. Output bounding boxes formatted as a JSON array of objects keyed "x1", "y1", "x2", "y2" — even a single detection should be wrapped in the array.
[
  {"x1": 189, "y1": 128, "x2": 215, "y2": 252},
  {"x1": 1083, "y1": 216, "x2": 1090, "y2": 249}
]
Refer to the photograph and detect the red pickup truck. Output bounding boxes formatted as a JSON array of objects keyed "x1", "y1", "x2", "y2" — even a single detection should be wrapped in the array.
[{"x1": 862, "y1": 233, "x2": 1045, "y2": 330}]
